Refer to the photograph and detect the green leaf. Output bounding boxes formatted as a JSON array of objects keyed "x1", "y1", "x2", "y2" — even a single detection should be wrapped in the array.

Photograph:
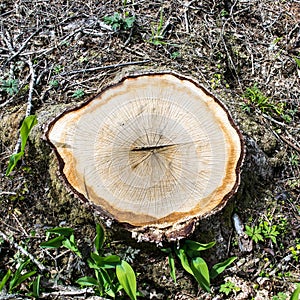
[
  {"x1": 95, "y1": 223, "x2": 105, "y2": 253},
  {"x1": 168, "y1": 252, "x2": 176, "y2": 283},
  {"x1": 175, "y1": 248, "x2": 193, "y2": 275},
  {"x1": 46, "y1": 227, "x2": 74, "y2": 237},
  {"x1": 91, "y1": 253, "x2": 120, "y2": 269},
  {"x1": 62, "y1": 235, "x2": 82, "y2": 258},
  {"x1": 13, "y1": 271, "x2": 36, "y2": 291},
  {"x1": 190, "y1": 257, "x2": 210, "y2": 293},
  {"x1": 294, "y1": 56, "x2": 300, "y2": 68},
  {"x1": 76, "y1": 276, "x2": 98, "y2": 287},
  {"x1": 0, "y1": 269, "x2": 11, "y2": 291},
  {"x1": 9, "y1": 259, "x2": 36, "y2": 292},
  {"x1": 31, "y1": 274, "x2": 41, "y2": 298},
  {"x1": 185, "y1": 240, "x2": 216, "y2": 252},
  {"x1": 116, "y1": 260, "x2": 137, "y2": 300},
  {"x1": 40, "y1": 235, "x2": 65, "y2": 248},
  {"x1": 210, "y1": 256, "x2": 237, "y2": 279},
  {"x1": 124, "y1": 16, "x2": 135, "y2": 29},
  {"x1": 20, "y1": 115, "x2": 37, "y2": 152},
  {"x1": 6, "y1": 151, "x2": 24, "y2": 176},
  {"x1": 291, "y1": 283, "x2": 300, "y2": 300}
]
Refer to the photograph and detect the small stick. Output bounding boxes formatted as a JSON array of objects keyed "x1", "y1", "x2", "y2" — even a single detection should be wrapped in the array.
[
  {"x1": 0, "y1": 230, "x2": 48, "y2": 272},
  {"x1": 3, "y1": 28, "x2": 42, "y2": 67},
  {"x1": 13, "y1": 58, "x2": 36, "y2": 154}
]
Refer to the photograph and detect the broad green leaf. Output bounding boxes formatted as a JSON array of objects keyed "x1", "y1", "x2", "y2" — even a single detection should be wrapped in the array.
[
  {"x1": 46, "y1": 227, "x2": 74, "y2": 237},
  {"x1": 6, "y1": 151, "x2": 24, "y2": 176},
  {"x1": 168, "y1": 252, "x2": 176, "y2": 283},
  {"x1": 185, "y1": 240, "x2": 216, "y2": 251},
  {"x1": 95, "y1": 223, "x2": 105, "y2": 253},
  {"x1": 76, "y1": 276, "x2": 98, "y2": 287},
  {"x1": 175, "y1": 248, "x2": 193, "y2": 275},
  {"x1": 0, "y1": 269, "x2": 11, "y2": 291},
  {"x1": 210, "y1": 256, "x2": 237, "y2": 279},
  {"x1": 20, "y1": 115, "x2": 37, "y2": 152},
  {"x1": 116, "y1": 260, "x2": 137, "y2": 300},
  {"x1": 291, "y1": 283, "x2": 300, "y2": 300},
  {"x1": 190, "y1": 257, "x2": 210, "y2": 293},
  {"x1": 40, "y1": 235, "x2": 65, "y2": 248},
  {"x1": 91, "y1": 253, "x2": 120, "y2": 269}
]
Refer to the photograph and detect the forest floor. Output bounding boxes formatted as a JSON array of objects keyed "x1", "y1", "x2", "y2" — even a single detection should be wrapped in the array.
[{"x1": 0, "y1": 1, "x2": 300, "y2": 299}]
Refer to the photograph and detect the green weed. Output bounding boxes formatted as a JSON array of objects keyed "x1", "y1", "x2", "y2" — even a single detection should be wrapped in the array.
[
  {"x1": 219, "y1": 280, "x2": 240, "y2": 296},
  {"x1": 162, "y1": 240, "x2": 236, "y2": 293},
  {"x1": 103, "y1": 12, "x2": 135, "y2": 31},
  {"x1": 53, "y1": 65, "x2": 63, "y2": 74},
  {"x1": 245, "y1": 221, "x2": 280, "y2": 244},
  {"x1": 272, "y1": 292, "x2": 288, "y2": 300},
  {"x1": 76, "y1": 224, "x2": 138, "y2": 299},
  {"x1": 49, "y1": 80, "x2": 59, "y2": 88},
  {"x1": 40, "y1": 227, "x2": 82, "y2": 258},
  {"x1": 242, "y1": 84, "x2": 294, "y2": 123},
  {"x1": 149, "y1": 9, "x2": 166, "y2": 46},
  {"x1": 289, "y1": 244, "x2": 300, "y2": 262},
  {"x1": 1, "y1": 78, "x2": 19, "y2": 95},
  {"x1": 6, "y1": 115, "x2": 38, "y2": 176},
  {"x1": 294, "y1": 56, "x2": 300, "y2": 68},
  {"x1": 0, "y1": 259, "x2": 37, "y2": 294},
  {"x1": 72, "y1": 89, "x2": 85, "y2": 99}
]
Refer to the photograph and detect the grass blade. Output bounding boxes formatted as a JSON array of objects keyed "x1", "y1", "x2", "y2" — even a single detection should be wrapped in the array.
[{"x1": 0, "y1": 269, "x2": 11, "y2": 291}]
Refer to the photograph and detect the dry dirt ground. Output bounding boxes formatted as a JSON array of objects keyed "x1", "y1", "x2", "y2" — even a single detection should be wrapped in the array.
[{"x1": 0, "y1": 0, "x2": 300, "y2": 299}]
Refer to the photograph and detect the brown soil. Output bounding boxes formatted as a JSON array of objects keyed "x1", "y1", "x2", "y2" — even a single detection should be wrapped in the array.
[{"x1": 0, "y1": 1, "x2": 299, "y2": 299}]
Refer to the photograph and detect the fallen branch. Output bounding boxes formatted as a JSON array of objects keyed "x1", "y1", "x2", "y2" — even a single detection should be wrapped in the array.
[
  {"x1": 3, "y1": 28, "x2": 42, "y2": 67},
  {"x1": 13, "y1": 58, "x2": 36, "y2": 154},
  {"x1": 39, "y1": 285, "x2": 108, "y2": 299},
  {"x1": 0, "y1": 230, "x2": 48, "y2": 273}
]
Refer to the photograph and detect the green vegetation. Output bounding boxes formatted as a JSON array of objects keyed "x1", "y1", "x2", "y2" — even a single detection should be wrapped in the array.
[
  {"x1": 103, "y1": 12, "x2": 135, "y2": 31},
  {"x1": 219, "y1": 280, "x2": 240, "y2": 296},
  {"x1": 245, "y1": 221, "x2": 280, "y2": 244},
  {"x1": 291, "y1": 283, "x2": 300, "y2": 300},
  {"x1": 49, "y1": 79, "x2": 59, "y2": 88},
  {"x1": 75, "y1": 224, "x2": 138, "y2": 299},
  {"x1": 0, "y1": 259, "x2": 37, "y2": 295},
  {"x1": 289, "y1": 243, "x2": 300, "y2": 262},
  {"x1": 162, "y1": 240, "x2": 237, "y2": 293},
  {"x1": 6, "y1": 115, "x2": 38, "y2": 176},
  {"x1": 40, "y1": 227, "x2": 82, "y2": 258},
  {"x1": 294, "y1": 56, "x2": 300, "y2": 68},
  {"x1": 72, "y1": 89, "x2": 85, "y2": 99},
  {"x1": 1, "y1": 78, "x2": 19, "y2": 95},
  {"x1": 149, "y1": 9, "x2": 166, "y2": 46},
  {"x1": 242, "y1": 84, "x2": 295, "y2": 122}
]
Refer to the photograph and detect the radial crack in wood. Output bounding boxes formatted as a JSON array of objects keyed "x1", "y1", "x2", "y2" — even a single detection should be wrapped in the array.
[{"x1": 46, "y1": 72, "x2": 244, "y2": 242}]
